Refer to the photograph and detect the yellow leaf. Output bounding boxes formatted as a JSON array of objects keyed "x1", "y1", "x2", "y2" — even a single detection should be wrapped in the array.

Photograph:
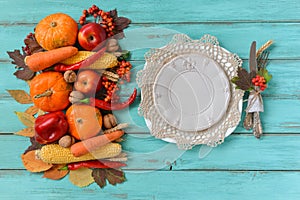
[
  {"x1": 69, "y1": 168, "x2": 95, "y2": 187},
  {"x1": 21, "y1": 150, "x2": 53, "y2": 172},
  {"x1": 43, "y1": 164, "x2": 69, "y2": 180},
  {"x1": 25, "y1": 105, "x2": 39, "y2": 116},
  {"x1": 15, "y1": 111, "x2": 35, "y2": 127},
  {"x1": 7, "y1": 89, "x2": 32, "y2": 104},
  {"x1": 37, "y1": 109, "x2": 46, "y2": 116},
  {"x1": 15, "y1": 127, "x2": 35, "y2": 137}
]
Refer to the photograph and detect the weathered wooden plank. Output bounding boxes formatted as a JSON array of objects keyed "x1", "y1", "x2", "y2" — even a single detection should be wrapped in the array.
[
  {"x1": 1, "y1": 59, "x2": 299, "y2": 97},
  {"x1": 1, "y1": 0, "x2": 300, "y2": 23},
  {"x1": 1, "y1": 23, "x2": 300, "y2": 60},
  {"x1": 1, "y1": 95, "x2": 300, "y2": 134},
  {"x1": 1, "y1": 134, "x2": 300, "y2": 170},
  {"x1": 0, "y1": 169, "x2": 299, "y2": 200}
]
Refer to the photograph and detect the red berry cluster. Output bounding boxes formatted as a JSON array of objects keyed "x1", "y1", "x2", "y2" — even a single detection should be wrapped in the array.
[
  {"x1": 252, "y1": 75, "x2": 267, "y2": 91},
  {"x1": 117, "y1": 60, "x2": 132, "y2": 83},
  {"x1": 79, "y1": 5, "x2": 115, "y2": 37},
  {"x1": 22, "y1": 32, "x2": 35, "y2": 55},
  {"x1": 101, "y1": 77, "x2": 119, "y2": 102}
]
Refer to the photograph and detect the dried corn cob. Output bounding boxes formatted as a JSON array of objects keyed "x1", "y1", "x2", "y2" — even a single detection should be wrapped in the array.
[
  {"x1": 104, "y1": 123, "x2": 129, "y2": 134},
  {"x1": 61, "y1": 51, "x2": 93, "y2": 64},
  {"x1": 102, "y1": 70, "x2": 119, "y2": 82},
  {"x1": 60, "y1": 51, "x2": 118, "y2": 69},
  {"x1": 36, "y1": 143, "x2": 122, "y2": 164}
]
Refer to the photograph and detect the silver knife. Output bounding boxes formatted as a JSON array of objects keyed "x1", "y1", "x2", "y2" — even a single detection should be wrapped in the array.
[
  {"x1": 250, "y1": 41, "x2": 263, "y2": 138},
  {"x1": 243, "y1": 41, "x2": 257, "y2": 130}
]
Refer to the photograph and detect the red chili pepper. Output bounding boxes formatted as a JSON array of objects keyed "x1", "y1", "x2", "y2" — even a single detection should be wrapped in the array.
[
  {"x1": 63, "y1": 160, "x2": 127, "y2": 170},
  {"x1": 53, "y1": 47, "x2": 106, "y2": 72},
  {"x1": 89, "y1": 88, "x2": 137, "y2": 110}
]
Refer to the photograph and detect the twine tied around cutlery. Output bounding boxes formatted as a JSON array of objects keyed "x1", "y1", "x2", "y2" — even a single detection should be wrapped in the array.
[
  {"x1": 245, "y1": 89, "x2": 264, "y2": 113},
  {"x1": 243, "y1": 88, "x2": 264, "y2": 138}
]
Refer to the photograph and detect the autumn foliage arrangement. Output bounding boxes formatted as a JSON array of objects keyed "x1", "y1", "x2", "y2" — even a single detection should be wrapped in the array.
[{"x1": 7, "y1": 5, "x2": 134, "y2": 189}]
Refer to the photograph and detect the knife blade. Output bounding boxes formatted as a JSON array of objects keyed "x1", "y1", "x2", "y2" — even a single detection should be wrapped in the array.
[
  {"x1": 243, "y1": 41, "x2": 257, "y2": 130},
  {"x1": 249, "y1": 41, "x2": 257, "y2": 73}
]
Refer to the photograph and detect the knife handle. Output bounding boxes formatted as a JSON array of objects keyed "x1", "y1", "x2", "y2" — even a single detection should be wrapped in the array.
[
  {"x1": 253, "y1": 112, "x2": 263, "y2": 138},
  {"x1": 243, "y1": 112, "x2": 253, "y2": 130}
]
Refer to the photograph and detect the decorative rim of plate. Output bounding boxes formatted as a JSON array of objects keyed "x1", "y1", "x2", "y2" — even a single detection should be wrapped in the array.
[{"x1": 136, "y1": 34, "x2": 244, "y2": 150}]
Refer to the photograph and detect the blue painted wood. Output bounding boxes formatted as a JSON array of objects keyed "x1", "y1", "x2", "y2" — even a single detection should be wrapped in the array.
[
  {"x1": 1, "y1": 23, "x2": 300, "y2": 60},
  {"x1": 0, "y1": 170, "x2": 300, "y2": 200},
  {"x1": 1, "y1": 134, "x2": 300, "y2": 171},
  {"x1": 1, "y1": 0, "x2": 300, "y2": 199}
]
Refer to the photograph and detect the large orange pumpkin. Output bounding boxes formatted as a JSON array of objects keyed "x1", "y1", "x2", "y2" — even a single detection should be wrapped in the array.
[
  {"x1": 30, "y1": 71, "x2": 72, "y2": 112},
  {"x1": 35, "y1": 13, "x2": 78, "y2": 50}
]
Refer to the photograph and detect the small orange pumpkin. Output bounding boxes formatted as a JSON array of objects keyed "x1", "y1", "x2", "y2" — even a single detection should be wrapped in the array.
[
  {"x1": 30, "y1": 71, "x2": 72, "y2": 112},
  {"x1": 35, "y1": 13, "x2": 78, "y2": 50},
  {"x1": 66, "y1": 104, "x2": 102, "y2": 140}
]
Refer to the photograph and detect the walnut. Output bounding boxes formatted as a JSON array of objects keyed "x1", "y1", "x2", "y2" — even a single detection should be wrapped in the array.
[
  {"x1": 63, "y1": 70, "x2": 77, "y2": 83},
  {"x1": 103, "y1": 114, "x2": 118, "y2": 129}
]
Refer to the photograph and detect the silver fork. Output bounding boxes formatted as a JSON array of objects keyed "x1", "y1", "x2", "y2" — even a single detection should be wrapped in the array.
[{"x1": 257, "y1": 51, "x2": 270, "y2": 70}]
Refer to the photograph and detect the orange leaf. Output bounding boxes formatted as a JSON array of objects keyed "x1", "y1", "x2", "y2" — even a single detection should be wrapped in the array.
[
  {"x1": 21, "y1": 150, "x2": 53, "y2": 172},
  {"x1": 25, "y1": 105, "x2": 39, "y2": 116},
  {"x1": 43, "y1": 164, "x2": 69, "y2": 180},
  {"x1": 7, "y1": 89, "x2": 32, "y2": 104},
  {"x1": 15, "y1": 127, "x2": 35, "y2": 137},
  {"x1": 15, "y1": 111, "x2": 35, "y2": 127}
]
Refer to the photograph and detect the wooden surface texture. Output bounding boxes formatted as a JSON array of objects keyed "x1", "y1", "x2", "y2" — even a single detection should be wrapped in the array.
[{"x1": 0, "y1": 0, "x2": 299, "y2": 199}]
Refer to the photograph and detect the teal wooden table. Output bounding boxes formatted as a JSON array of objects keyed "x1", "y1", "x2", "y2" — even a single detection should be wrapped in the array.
[{"x1": 1, "y1": 0, "x2": 300, "y2": 199}]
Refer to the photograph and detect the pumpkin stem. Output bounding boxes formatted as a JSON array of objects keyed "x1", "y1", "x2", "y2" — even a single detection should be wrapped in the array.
[
  {"x1": 50, "y1": 21, "x2": 57, "y2": 27},
  {"x1": 34, "y1": 90, "x2": 53, "y2": 99}
]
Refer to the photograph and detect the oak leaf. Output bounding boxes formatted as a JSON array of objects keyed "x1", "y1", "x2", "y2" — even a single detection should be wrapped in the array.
[
  {"x1": 15, "y1": 127, "x2": 35, "y2": 137},
  {"x1": 69, "y1": 168, "x2": 95, "y2": 187},
  {"x1": 43, "y1": 164, "x2": 69, "y2": 180},
  {"x1": 6, "y1": 89, "x2": 32, "y2": 104},
  {"x1": 21, "y1": 150, "x2": 53, "y2": 172}
]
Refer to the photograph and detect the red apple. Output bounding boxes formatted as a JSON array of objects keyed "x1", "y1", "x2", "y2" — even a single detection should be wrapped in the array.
[
  {"x1": 78, "y1": 22, "x2": 107, "y2": 51},
  {"x1": 74, "y1": 70, "x2": 102, "y2": 95}
]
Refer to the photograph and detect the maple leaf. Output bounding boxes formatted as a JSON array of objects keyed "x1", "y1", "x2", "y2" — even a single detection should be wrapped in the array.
[
  {"x1": 24, "y1": 137, "x2": 43, "y2": 154},
  {"x1": 7, "y1": 50, "x2": 35, "y2": 80},
  {"x1": 92, "y1": 168, "x2": 126, "y2": 188},
  {"x1": 232, "y1": 67, "x2": 256, "y2": 91},
  {"x1": 109, "y1": 9, "x2": 131, "y2": 39},
  {"x1": 24, "y1": 37, "x2": 43, "y2": 54}
]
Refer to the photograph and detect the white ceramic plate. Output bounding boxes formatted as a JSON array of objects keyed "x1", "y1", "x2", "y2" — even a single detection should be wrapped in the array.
[{"x1": 153, "y1": 53, "x2": 231, "y2": 132}]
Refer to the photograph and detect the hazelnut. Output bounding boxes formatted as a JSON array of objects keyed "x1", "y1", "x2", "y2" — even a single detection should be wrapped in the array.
[
  {"x1": 58, "y1": 135, "x2": 75, "y2": 148},
  {"x1": 103, "y1": 114, "x2": 117, "y2": 129},
  {"x1": 64, "y1": 70, "x2": 77, "y2": 83}
]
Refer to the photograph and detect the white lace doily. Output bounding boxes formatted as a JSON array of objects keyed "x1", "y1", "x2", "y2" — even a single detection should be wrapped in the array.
[{"x1": 136, "y1": 34, "x2": 244, "y2": 150}]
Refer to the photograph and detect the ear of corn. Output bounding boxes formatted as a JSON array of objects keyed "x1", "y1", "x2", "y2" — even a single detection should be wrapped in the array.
[
  {"x1": 60, "y1": 51, "x2": 118, "y2": 69},
  {"x1": 37, "y1": 142, "x2": 122, "y2": 164}
]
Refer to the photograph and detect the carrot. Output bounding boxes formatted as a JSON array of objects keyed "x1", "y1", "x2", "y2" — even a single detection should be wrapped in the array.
[
  {"x1": 25, "y1": 46, "x2": 78, "y2": 72},
  {"x1": 70, "y1": 130, "x2": 125, "y2": 157}
]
